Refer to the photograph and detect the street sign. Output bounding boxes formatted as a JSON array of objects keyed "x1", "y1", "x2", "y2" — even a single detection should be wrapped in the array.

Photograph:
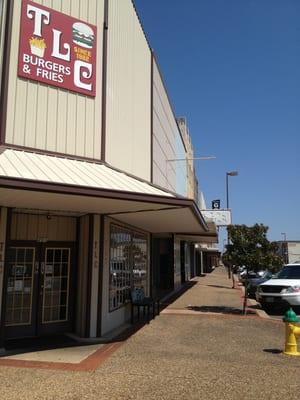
[
  {"x1": 212, "y1": 199, "x2": 220, "y2": 209},
  {"x1": 202, "y1": 210, "x2": 231, "y2": 226}
]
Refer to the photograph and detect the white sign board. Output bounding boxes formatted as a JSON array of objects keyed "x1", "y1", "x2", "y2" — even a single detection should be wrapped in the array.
[{"x1": 202, "y1": 210, "x2": 231, "y2": 226}]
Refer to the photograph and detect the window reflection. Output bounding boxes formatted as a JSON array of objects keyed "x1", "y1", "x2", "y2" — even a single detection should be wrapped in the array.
[
  {"x1": 109, "y1": 225, "x2": 148, "y2": 311},
  {"x1": 5, "y1": 247, "x2": 35, "y2": 326}
]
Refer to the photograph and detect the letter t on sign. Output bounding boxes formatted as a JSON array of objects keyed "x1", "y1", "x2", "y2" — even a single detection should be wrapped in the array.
[{"x1": 27, "y1": 4, "x2": 50, "y2": 37}]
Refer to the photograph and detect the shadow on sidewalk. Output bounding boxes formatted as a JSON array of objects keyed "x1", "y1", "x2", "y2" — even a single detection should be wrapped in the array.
[
  {"x1": 186, "y1": 305, "x2": 255, "y2": 315},
  {"x1": 160, "y1": 281, "x2": 198, "y2": 309},
  {"x1": 3, "y1": 335, "x2": 85, "y2": 357},
  {"x1": 206, "y1": 284, "x2": 235, "y2": 290},
  {"x1": 247, "y1": 304, "x2": 261, "y2": 310},
  {"x1": 106, "y1": 282, "x2": 200, "y2": 344},
  {"x1": 263, "y1": 349, "x2": 282, "y2": 354}
]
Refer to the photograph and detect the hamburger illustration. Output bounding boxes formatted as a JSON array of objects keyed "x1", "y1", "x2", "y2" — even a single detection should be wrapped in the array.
[{"x1": 72, "y1": 22, "x2": 94, "y2": 49}]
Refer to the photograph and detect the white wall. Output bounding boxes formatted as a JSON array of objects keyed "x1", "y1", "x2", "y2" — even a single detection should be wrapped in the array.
[
  {"x1": 105, "y1": 0, "x2": 151, "y2": 181},
  {"x1": 152, "y1": 58, "x2": 187, "y2": 196},
  {"x1": 152, "y1": 59, "x2": 176, "y2": 192}
]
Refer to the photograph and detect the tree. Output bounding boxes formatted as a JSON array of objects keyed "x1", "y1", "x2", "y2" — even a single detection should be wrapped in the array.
[{"x1": 222, "y1": 223, "x2": 283, "y2": 314}]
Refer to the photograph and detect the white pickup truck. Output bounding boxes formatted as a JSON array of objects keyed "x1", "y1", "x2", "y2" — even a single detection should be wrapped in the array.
[{"x1": 256, "y1": 263, "x2": 300, "y2": 312}]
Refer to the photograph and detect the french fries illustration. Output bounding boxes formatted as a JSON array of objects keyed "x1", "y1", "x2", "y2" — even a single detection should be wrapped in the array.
[{"x1": 29, "y1": 37, "x2": 47, "y2": 58}]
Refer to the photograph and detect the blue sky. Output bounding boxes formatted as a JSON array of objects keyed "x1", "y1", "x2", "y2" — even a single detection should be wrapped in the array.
[{"x1": 134, "y1": 0, "x2": 300, "y2": 244}]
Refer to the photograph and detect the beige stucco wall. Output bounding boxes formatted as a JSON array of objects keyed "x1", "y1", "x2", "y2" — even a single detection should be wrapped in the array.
[
  {"x1": 4, "y1": 0, "x2": 104, "y2": 159},
  {"x1": 105, "y1": 0, "x2": 151, "y2": 181}
]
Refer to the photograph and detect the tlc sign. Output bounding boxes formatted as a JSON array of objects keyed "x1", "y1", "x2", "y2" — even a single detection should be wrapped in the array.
[{"x1": 18, "y1": 0, "x2": 97, "y2": 97}]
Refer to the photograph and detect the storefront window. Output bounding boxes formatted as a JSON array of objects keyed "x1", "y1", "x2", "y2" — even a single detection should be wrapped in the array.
[
  {"x1": 132, "y1": 232, "x2": 148, "y2": 289},
  {"x1": 109, "y1": 225, "x2": 148, "y2": 311}
]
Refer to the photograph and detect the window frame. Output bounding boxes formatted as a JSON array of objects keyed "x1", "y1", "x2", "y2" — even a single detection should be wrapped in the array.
[{"x1": 109, "y1": 223, "x2": 149, "y2": 312}]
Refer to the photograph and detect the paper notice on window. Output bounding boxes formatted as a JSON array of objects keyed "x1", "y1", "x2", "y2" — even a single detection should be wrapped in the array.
[{"x1": 14, "y1": 280, "x2": 24, "y2": 291}]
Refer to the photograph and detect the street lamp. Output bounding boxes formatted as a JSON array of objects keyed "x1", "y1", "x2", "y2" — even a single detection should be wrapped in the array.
[
  {"x1": 225, "y1": 170, "x2": 238, "y2": 279},
  {"x1": 226, "y1": 171, "x2": 239, "y2": 210},
  {"x1": 281, "y1": 232, "x2": 287, "y2": 242},
  {"x1": 281, "y1": 232, "x2": 288, "y2": 263}
]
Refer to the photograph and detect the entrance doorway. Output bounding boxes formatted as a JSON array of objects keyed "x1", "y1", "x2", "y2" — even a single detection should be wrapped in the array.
[
  {"x1": 180, "y1": 241, "x2": 186, "y2": 284},
  {"x1": 4, "y1": 242, "x2": 75, "y2": 339},
  {"x1": 152, "y1": 237, "x2": 174, "y2": 299}
]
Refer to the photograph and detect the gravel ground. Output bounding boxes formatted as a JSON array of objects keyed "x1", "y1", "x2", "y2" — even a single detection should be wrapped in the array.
[{"x1": 0, "y1": 268, "x2": 299, "y2": 400}]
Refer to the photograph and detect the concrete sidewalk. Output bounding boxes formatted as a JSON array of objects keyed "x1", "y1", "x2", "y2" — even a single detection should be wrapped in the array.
[
  {"x1": 162, "y1": 266, "x2": 244, "y2": 314},
  {"x1": 1, "y1": 267, "x2": 300, "y2": 400}
]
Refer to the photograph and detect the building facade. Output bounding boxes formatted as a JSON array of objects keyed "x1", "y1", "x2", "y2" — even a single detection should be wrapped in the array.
[
  {"x1": 177, "y1": 117, "x2": 197, "y2": 200},
  {"x1": 276, "y1": 241, "x2": 300, "y2": 264},
  {"x1": 0, "y1": 0, "x2": 217, "y2": 344}
]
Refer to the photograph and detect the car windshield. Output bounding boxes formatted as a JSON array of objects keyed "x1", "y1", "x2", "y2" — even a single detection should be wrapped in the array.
[
  {"x1": 262, "y1": 271, "x2": 273, "y2": 279},
  {"x1": 275, "y1": 265, "x2": 300, "y2": 279}
]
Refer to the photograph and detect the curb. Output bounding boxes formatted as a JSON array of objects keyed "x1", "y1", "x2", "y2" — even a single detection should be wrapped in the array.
[
  {"x1": 247, "y1": 297, "x2": 271, "y2": 319},
  {"x1": 235, "y1": 277, "x2": 271, "y2": 319}
]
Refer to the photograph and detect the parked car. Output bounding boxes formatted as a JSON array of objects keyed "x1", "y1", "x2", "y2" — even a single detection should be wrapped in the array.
[
  {"x1": 245, "y1": 270, "x2": 273, "y2": 298},
  {"x1": 256, "y1": 263, "x2": 300, "y2": 313},
  {"x1": 239, "y1": 268, "x2": 266, "y2": 284}
]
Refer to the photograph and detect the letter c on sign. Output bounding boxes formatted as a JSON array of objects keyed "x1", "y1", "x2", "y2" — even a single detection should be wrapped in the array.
[{"x1": 74, "y1": 61, "x2": 92, "y2": 91}]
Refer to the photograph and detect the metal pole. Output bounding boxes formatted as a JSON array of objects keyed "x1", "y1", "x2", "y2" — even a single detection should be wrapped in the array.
[
  {"x1": 281, "y1": 233, "x2": 288, "y2": 263},
  {"x1": 226, "y1": 173, "x2": 231, "y2": 278},
  {"x1": 225, "y1": 171, "x2": 238, "y2": 280},
  {"x1": 226, "y1": 172, "x2": 230, "y2": 248},
  {"x1": 200, "y1": 251, "x2": 203, "y2": 275},
  {"x1": 226, "y1": 173, "x2": 229, "y2": 210}
]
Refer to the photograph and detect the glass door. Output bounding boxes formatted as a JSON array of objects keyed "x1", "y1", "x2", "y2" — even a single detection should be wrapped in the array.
[
  {"x1": 5, "y1": 246, "x2": 38, "y2": 338},
  {"x1": 38, "y1": 245, "x2": 73, "y2": 336},
  {"x1": 40, "y1": 248, "x2": 70, "y2": 327},
  {"x1": 5, "y1": 244, "x2": 74, "y2": 339}
]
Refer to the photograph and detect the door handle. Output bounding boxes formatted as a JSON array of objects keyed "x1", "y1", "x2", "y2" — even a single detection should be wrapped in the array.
[{"x1": 41, "y1": 262, "x2": 45, "y2": 274}]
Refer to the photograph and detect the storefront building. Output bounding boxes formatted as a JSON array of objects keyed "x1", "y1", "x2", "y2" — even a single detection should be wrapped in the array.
[{"x1": 0, "y1": 0, "x2": 218, "y2": 344}]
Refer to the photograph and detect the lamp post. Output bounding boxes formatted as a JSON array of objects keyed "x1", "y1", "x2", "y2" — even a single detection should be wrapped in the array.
[
  {"x1": 225, "y1": 171, "x2": 238, "y2": 279},
  {"x1": 226, "y1": 171, "x2": 238, "y2": 210},
  {"x1": 281, "y1": 232, "x2": 288, "y2": 264}
]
